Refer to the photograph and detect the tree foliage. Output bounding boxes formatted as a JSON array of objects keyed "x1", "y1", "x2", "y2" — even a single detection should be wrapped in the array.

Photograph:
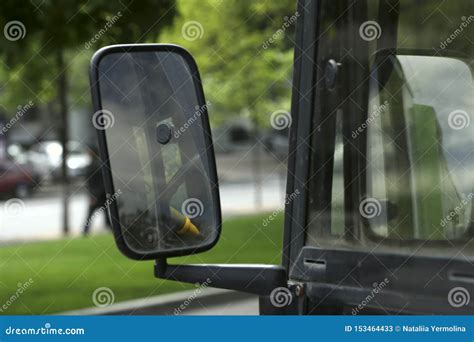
[
  {"x1": 0, "y1": 0, "x2": 176, "y2": 114},
  {"x1": 160, "y1": 0, "x2": 297, "y2": 127}
]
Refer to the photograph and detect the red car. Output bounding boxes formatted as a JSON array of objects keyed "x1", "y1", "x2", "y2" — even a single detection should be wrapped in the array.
[{"x1": 0, "y1": 160, "x2": 36, "y2": 198}]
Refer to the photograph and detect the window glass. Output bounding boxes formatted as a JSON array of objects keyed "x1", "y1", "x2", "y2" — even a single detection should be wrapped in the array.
[
  {"x1": 306, "y1": 0, "x2": 474, "y2": 257},
  {"x1": 367, "y1": 54, "x2": 474, "y2": 240}
]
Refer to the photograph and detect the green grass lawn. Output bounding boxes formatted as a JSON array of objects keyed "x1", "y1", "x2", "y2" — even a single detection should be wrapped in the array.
[{"x1": 0, "y1": 213, "x2": 283, "y2": 314}]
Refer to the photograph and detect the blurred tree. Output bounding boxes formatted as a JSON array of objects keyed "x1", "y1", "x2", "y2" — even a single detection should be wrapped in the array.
[
  {"x1": 160, "y1": 0, "x2": 296, "y2": 127},
  {"x1": 0, "y1": 0, "x2": 176, "y2": 235}
]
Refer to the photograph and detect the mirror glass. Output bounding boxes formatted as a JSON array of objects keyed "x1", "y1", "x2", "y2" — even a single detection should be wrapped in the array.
[
  {"x1": 366, "y1": 52, "x2": 474, "y2": 240},
  {"x1": 94, "y1": 48, "x2": 220, "y2": 256}
]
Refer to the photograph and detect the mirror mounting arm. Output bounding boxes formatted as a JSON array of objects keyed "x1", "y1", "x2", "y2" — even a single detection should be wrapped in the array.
[{"x1": 154, "y1": 259, "x2": 287, "y2": 296}]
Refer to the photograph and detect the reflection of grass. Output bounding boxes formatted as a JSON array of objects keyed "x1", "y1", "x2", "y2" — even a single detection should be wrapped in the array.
[{"x1": 0, "y1": 213, "x2": 282, "y2": 314}]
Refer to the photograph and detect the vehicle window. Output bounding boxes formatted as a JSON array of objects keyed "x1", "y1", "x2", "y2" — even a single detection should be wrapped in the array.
[
  {"x1": 306, "y1": 0, "x2": 474, "y2": 258},
  {"x1": 367, "y1": 55, "x2": 474, "y2": 241}
]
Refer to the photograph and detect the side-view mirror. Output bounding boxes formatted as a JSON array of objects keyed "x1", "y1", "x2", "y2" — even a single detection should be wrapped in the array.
[
  {"x1": 89, "y1": 44, "x2": 221, "y2": 260},
  {"x1": 89, "y1": 44, "x2": 287, "y2": 301}
]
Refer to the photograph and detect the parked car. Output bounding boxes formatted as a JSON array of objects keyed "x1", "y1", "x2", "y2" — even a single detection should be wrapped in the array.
[
  {"x1": 26, "y1": 140, "x2": 61, "y2": 182},
  {"x1": 262, "y1": 127, "x2": 289, "y2": 161},
  {"x1": 52, "y1": 141, "x2": 93, "y2": 180},
  {"x1": 0, "y1": 159, "x2": 36, "y2": 198},
  {"x1": 6, "y1": 143, "x2": 29, "y2": 164},
  {"x1": 212, "y1": 119, "x2": 255, "y2": 154},
  {"x1": 27, "y1": 140, "x2": 92, "y2": 182}
]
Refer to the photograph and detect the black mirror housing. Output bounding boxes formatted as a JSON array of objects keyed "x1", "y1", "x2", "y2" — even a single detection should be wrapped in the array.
[{"x1": 89, "y1": 44, "x2": 221, "y2": 260}]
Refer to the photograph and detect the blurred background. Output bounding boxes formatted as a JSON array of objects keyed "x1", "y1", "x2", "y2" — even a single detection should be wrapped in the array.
[{"x1": 0, "y1": 0, "x2": 296, "y2": 314}]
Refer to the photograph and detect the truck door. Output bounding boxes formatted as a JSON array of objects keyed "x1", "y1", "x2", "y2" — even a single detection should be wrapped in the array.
[{"x1": 285, "y1": 0, "x2": 474, "y2": 314}]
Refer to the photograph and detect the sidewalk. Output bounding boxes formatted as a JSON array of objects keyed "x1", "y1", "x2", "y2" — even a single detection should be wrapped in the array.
[
  {"x1": 62, "y1": 288, "x2": 259, "y2": 316},
  {"x1": 0, "y1": 179, "x2": 285, "y2": 243}
]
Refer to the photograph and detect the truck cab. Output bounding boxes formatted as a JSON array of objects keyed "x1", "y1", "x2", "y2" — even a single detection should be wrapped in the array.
[{"x1": 89, "y1": 0, "x2": 474, "y2": 315}]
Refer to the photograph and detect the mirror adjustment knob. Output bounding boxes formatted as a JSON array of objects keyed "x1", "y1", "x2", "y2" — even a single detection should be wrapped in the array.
[{"x1": 156, "y1": 123, "x2": 173, "y2": 144}]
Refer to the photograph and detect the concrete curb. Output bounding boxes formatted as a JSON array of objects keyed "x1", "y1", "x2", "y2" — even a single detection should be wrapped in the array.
[{"x1": 62, "y1": 288, "x2": 256, "y2": 315}]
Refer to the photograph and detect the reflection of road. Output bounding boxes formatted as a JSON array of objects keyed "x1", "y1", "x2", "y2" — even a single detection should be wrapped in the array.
[{"x1": 0, "y1": 179, "x2": 285, "y2": 243}]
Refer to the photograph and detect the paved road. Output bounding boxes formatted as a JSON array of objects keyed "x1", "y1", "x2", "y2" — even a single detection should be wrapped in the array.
[
  {"x1": 0, "y1": 179, "x2": 285, "y2": 243},
  {"x1": 180, "y1": 297, "x2": 259, "y2": 315},
  {"x1": 64, "y1": 288, "x2": 259, "y2": 316}
]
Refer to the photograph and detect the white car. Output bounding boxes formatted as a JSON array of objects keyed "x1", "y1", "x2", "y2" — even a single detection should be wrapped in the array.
[{"x1": 27, "y1": 141, "x2": 92, "y2": 182}]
